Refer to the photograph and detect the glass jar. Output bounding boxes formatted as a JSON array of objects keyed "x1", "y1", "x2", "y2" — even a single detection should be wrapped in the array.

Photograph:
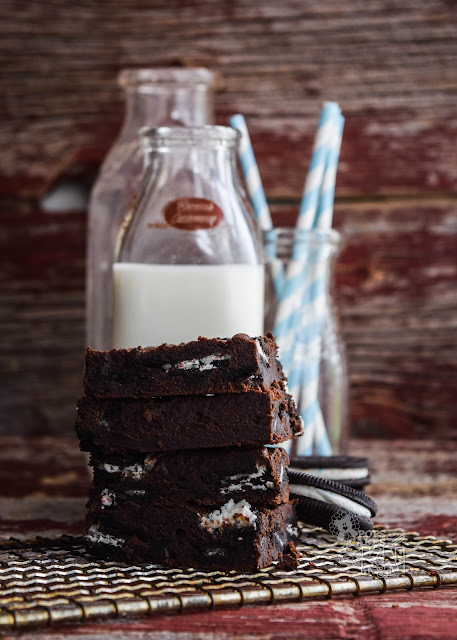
[
  {"x1": 264, "y1": 227, "x2": 348, "y2": 455},
  {"x1": 113, "y1": 125, "x2": 264, "y2": 348},
  {"x1": 86, "y1": 67, "x2": 216, "y2": 350}
]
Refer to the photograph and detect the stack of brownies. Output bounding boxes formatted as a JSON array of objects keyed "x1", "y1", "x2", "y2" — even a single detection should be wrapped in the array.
[{"x1": 75, "y1": 333, "x2": 303, "y2": 571}]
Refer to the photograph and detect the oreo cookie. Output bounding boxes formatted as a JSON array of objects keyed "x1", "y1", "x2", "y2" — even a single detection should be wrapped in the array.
[
  {"x1": 289, "y1": 472, "x2": 377, "y2": 536},
  {"x1": 288, "y1": 455, "x2": 371, "y2": 489}
]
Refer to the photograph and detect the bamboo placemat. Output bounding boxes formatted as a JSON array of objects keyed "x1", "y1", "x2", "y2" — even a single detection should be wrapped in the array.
[{"x1": 1, "y1": 524, "x2": 457, "y2": 632}]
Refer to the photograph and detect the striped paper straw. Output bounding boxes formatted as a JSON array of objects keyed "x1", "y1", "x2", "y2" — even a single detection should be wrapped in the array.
[
  {"x1": 229, "y1": 114, "x2": 273, "y2": 232},
  {"x1": 272, "y1": 104, "x2": 341, "y2": 364},
  {"x1": 282, "y1": 107, "x2": 344, "y2": 456},
  {"x1": 294, "y1": 248, "x2": 333, "y2": 456},
  {"x1": 275, "y1": 103, "x2": 341, "y2": 353},
  {"x1": 297, "y1": 102, "x2": 341, "y2": 232},
  {"x1": 286, "y1": 243, "x2": 331, "y2": 456},
  {"x1": 230, "y1": 114, "x2": 285, "y2": 297},
  {"x1": 297, "y1": 114, "x2": 344, "y2": 455},
  {"x1": 314, "y1": 114, "x2": 345, "y2": 230},
  {"x1": 230, "y1": 113, "x2": 290, "y2": 452},
  {"x1": 309, "y1": 116, "x2": 344, "y2": 454}
]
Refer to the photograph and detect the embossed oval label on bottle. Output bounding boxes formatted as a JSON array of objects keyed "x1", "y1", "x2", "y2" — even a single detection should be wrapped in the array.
[{"x1": 163, "y1": 198, "x2": 223, "y2": 230}]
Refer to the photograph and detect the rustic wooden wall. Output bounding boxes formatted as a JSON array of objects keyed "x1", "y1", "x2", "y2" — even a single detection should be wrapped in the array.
[{"x1": 1, "y1": 1, "x2": 457, "y2": 439}]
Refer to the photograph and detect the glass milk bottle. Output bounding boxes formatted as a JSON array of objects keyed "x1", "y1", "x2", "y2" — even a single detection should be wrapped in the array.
[
  {"x1": 87, "y1": 68, "x2": 215, "y2": 350},
  {"x1": 113, "y1": 126, "x2": 264, "y2": 348}
]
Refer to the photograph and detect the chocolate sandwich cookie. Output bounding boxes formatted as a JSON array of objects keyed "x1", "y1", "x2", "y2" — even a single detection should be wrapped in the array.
[
  {"x1": 288, "y1": 455, "x2": 371, "y2": 489},
  {"x1": 290, "y1": 472, "x2": 377, "y2": 535}
]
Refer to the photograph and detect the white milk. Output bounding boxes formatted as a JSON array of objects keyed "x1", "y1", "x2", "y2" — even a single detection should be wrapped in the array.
[{"x1": 113, "y1": 262, "x2": 264, "y2": 348}]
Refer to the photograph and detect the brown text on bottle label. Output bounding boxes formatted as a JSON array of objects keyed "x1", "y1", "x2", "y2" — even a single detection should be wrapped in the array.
[{"x1": 163, "y1": 198, "x2": 224, "y2": 230}]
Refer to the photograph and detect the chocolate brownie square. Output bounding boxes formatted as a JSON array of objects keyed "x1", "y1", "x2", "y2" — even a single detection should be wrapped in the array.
[
  {"x1": 83, "y1": 333, "x2": 287, "y2": 398},
  {"x1": 76, "y1": 390, "x2": 302, "y2": 454},
  {"x1": 90, "y1": 446, "x2": 289, "y2": 507},
  {"x1": 86, "y1": 499, "x2": 298, "y2": 571}
]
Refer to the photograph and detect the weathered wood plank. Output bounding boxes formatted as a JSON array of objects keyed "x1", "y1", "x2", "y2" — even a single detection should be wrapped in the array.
[
  {"x1": 19, "y1": 592, "x2": 457, "y2": 640},
  {"x1": 2, "y1": 1, "x2": 457, "y2": 439},
  {"x1": 1, "y1": 0, "x2": 457, "y2": 196},
  {"x1": 334, "y1": 200, "x2": 457, "y2": 439},
  {"x1": 271, "y1": 198, "x2": 457, "y2": 439}
]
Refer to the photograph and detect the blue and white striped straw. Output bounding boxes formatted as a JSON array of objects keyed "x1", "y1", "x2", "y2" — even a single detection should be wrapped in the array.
[
  {"x1": 230, "y1": 113, "x2": 291, "y2": 452},
  {"x1": 274, "y1": 103, "x2": 342, "y2": 357},
  {"x1": 296, "y1": 111, "x2": 345, "y2": 455},
  {"x1": 272, "y1": 104, "x2": 342, "y2": 359},
  {"x1": 276, "y1": 105, "x2": 344, "y2": 456},
  {"x1": 297, "y1": 102, "x2": 341, "y2": 231},
  {"x1": 230, "y1": 107, "x2": 344, "y2": 457},
  {"x1": 294, "y1": 265, "x2": 333, "y2": 456},
  {"x1": 314, "y1": 114, "x2": 345, "y2": 230},
  {"x1": 230, "y1": 113, "x2": 286, "y2": 302},
  {"x1": 288, "y1": 255, "x2": 330, "y2": 456},
  {"x1": 229, "y1": 114, "x2": 273, "y2": 233}
]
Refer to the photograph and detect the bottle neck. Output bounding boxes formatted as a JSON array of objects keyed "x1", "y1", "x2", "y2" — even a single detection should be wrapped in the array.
[
  {"x1": 144, "y1": 139, "x2": 239, "y2": 195},
  {"x1": 121, "y1": 84, "x2": 213, "y2": 138}
]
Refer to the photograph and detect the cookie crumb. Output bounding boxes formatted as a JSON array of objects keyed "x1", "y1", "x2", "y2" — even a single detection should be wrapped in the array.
[{"x1": 277, "y1": 541, "x2": 300, "y2": 570}]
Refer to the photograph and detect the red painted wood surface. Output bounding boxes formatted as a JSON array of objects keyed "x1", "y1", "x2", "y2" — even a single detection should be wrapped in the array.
[
  {"x1": 1, "y1": 1, "x2": 457, "y2": 439},
  {"x1": 1, "y1": 437, "x2": 456, "y2": 639}
]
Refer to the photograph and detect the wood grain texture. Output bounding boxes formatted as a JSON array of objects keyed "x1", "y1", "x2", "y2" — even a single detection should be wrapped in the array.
[
  {"x1": 272, "y1": 198, "x2": 457, "y2": 439},
  {"x1": 1, "y1": 437, "x2": 456, "y2": 640},
  {"x1": 12, "y1": 593, "x2": 457, "y2": 640},
  {"x1": 1, "y1": 0, "x2": 457, "y2": 437},
  {"x1": 2, "y1": 0, "x2": 457, "y2": 197}
]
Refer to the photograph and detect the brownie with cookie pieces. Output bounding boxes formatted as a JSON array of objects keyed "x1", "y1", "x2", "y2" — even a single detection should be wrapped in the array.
[
  {"x1": 83, "y1": 333, "x2": 286, "y2": 398},
  {"x1": 86, "y1": 497, "x2": 298, "y2": 571},
  {"x1": 90, "y1": 446, "x2": 290, "y2": 508},
  {"x1": 76, "y1": 333, "x2": 302, "y2": 571}
]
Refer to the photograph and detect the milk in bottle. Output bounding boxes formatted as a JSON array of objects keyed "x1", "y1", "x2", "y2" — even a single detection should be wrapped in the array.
[
  {"x1": 113, "y1": 126, "x2": 264, "y2": 348},
  {"x1": 86, "y1": 68, "x2": 215, "y2": 350}
]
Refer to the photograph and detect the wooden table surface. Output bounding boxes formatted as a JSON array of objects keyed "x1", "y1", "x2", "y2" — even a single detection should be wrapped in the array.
[{"x1": 1, "y1": 436, "x2": 456, "y2": 639}]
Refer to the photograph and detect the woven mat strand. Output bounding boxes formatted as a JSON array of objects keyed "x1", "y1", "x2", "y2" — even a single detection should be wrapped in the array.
[{"x1": 1, "y1": 525, "x2": 457, "y2": 632}]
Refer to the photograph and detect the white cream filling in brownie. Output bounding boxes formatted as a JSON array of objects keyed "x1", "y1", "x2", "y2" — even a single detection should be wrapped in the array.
[
  {"x1": 278, "y1": 462, "x2": 285, "y2": 483},
  {"x1": 290, "y1": 485, "x2": 371, "y2": 518},
  {"x1": 200, "y1": 499, "x2": 257, "y2": 531},
  {"x1": 122, "y1": 463, "x2": 146, "y2": 480},
  {"x1": 86, "y1": 525, "x2": 124, "y2": 547},
  {"x1": 255, "y1": 339, "x2": 269, "y2": 364},
  {"x1": 100, "y1": 488, "x2": 146, "y2": 508},
  {"x1": 101, "y1": 462, "x2": 121, "y2": 473},
  {"x1": 220, "y1": 465, "x2": 275, "y2": 494},
  {"x1": 289, "y1": 467, "x2": 368, "y2": 480},
  {"x1": 101, "y1": 488, "x2": 115, "y2": 508},
  {"x1": 162, "y1": 353, "x2": 230, "y2": 373},
  {"x1": 98, "y1": 454, "x2": 156, "y2": 479}
]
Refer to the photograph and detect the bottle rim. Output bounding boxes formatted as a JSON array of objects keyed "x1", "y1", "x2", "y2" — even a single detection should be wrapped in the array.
[
  {"x1": 118, "y1": 67, "x2": 216, "y2": 89},
  {"x1": 140, "y1": 125, "x2": 240, "y2": 149},
  {"x1": 264, "y1": 226, "x2": 340, "y2": 249}
]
